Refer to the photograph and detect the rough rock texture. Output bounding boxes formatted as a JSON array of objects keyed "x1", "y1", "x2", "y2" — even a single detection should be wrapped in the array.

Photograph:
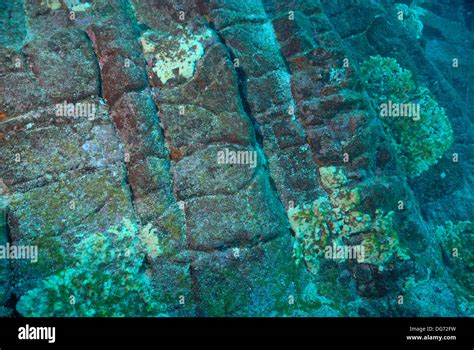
[{"x1": 0, "y1": 0, "x2": 472, "y2": 316}]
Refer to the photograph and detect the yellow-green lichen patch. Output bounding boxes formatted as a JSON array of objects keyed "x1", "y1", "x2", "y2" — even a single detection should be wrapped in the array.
[
  {"x1": 42, "y1": 0, "x2": 61, "y2": 10},
  {"x1": 16, "y1": 219, "x2": 167, "y2": 317},
  {"x1": 360, "y1": 56, "x2": 454, "y2": 177},
  {"x1": 139, "y1": 223, "x2": 165, "y2": 259},
  {"x1": 9, "y1": 167, "x2": 131, "y2": 237},
  {"x1": 7, "y1": 167, "x2": 133, "y2": 279},
  {"x1": 288, "y1": 166, "x2": 409, "y2": 273},
  {"x1": 64, "y1": 1, "x2": 92, "y2": 12},
  {"x1": 45, "y1": 0, "x2": 92, "y2": 12},
  {"x1": 359, "y1": 210, "x2": 410, "y2": 270},
  {"x1": 159, "y1": 205, "x2": 185, "y2": 243},
  {"x1": 140, "y1": 27, "x2": 212, "y2": 84}
]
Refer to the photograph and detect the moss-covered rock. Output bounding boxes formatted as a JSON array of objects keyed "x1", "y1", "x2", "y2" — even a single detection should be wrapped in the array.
[
  {"x1": 393, "y1": 3, "x2": 426, "y2": 40},
  {"x1": 8, "y1": 166, "x2": 134, "y2": 295},
  {"x1": 288, "y1": 166, "x2": 409, "y2": 273},
  {"x1": 16, "y1": 219, "x2": 167, "y2": 317},
  {"x1": 436, "y1": 221, "x2": 474, "y2": 312},
  {"x1": 360, "y1": 55, "x2": 454, "y2": 177}
]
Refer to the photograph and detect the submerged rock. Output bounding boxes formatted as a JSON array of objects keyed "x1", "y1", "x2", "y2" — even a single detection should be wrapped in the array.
[{"x1": 0, "y1": 0, "x2": 471, "y2": 317}]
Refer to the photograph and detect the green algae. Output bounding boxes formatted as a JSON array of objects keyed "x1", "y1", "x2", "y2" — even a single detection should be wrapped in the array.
[
  {"x1": 17, "y1": 219, "x2": 166, "y2": 317},
  {"x1": 288, "y1": 166, "x2": 409, "y2": 273},
  {"x1": 360, "y1": 55, "x2": 454, "y2": 177}
]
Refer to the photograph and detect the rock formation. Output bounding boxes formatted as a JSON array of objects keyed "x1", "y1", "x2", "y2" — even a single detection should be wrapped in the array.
[{"x1": 0, "y1": 0, "x2": 472, "y2": 316}]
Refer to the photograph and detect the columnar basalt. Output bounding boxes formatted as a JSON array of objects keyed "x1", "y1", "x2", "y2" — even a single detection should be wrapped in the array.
[{"x1": 0, "y1": 0, "x2": 471, "y2": 317}]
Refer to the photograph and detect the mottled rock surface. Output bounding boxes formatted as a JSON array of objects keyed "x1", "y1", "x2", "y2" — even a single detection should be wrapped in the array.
[{"x1": 0, "y1": 0, "x2": 472, "y2": 316}]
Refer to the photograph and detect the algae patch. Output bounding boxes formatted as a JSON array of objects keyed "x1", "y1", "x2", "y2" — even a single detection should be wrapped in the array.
[
  {"x1": 140, "y1": 27, "x2": 211, "y2": 84},
  {"x1": 43, "y1": 0, "x2": 92, "y2": 12},
  {"x1": 288, "y1": 166, "x2": 409, "y2": 273}
]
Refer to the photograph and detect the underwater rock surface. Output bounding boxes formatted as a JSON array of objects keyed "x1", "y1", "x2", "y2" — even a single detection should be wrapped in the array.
[{"x1": 0, "y1": 0, "x2": 472, "y2": 316}]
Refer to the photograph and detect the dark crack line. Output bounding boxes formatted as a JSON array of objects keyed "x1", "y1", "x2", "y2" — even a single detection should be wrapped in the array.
[
  {"x1": 262, "y1": 8, "x2": 337, "y2": 176},
  {"x1": 208, "y1": 8, "x2": 319, "y2": 212},
  {"x1": 204, "y1": 21, "x2": 289, "y2": 210},
  {"x1": 206, "y1": 21, "x2": 265, "y2": 148},
  {"x1": 84, "y1": 31, "x2": 103, "y2": 100},
  {"x1": 84, "y1": 25, "x2": 141, "y2": 224},
  {"x1": 124, "y1": 0, "x2": 203, "y2": 315}
]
